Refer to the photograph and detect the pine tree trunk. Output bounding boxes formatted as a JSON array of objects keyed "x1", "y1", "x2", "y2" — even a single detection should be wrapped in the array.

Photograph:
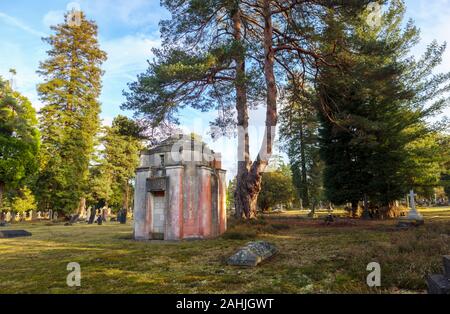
[
  {"x1": 299, "y1": 122, "x2": 309, "y2": 207},
  {"x1": 0, "y1": 181, "x2": 4, "y2": 210},
  {"x1": 232, "y1": 8, "x2": 252, "y2": 219},
  {"x1": 308, "y1": 200, "x2": 317, "y2": 217},
  {"x1": 232, "y1": 2, "x2": 278, "y2": 220},
  {"x1": 122, "y1": 182, "x2": 130, "y2": 222}
]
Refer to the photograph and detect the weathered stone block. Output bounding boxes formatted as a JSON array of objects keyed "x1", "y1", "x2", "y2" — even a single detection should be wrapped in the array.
[
  {"x1": 227, "y1": 241, "x2": 278, "y2": 267},
  {"x1": 0, "y1": 230, "x2": 32, "y2": 238},
  {"x1": 427, "y1": 274, "x2": 450, "y2": 294}
]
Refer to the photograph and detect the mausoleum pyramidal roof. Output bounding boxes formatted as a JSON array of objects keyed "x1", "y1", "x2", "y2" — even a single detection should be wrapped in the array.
[
  {"x1": 141, "y1": 133, "x2": 223, "y2": 170},
  {"x1": 147, "y1": 133, "x2": 216, "y2": 155}
]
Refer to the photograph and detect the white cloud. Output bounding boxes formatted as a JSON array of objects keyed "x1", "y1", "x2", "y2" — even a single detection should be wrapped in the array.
[
  {"x1": 0, "y1": 11, "x2": 47, "y2": 37},
  {"x1": 74, "y1": 0, "x2": 168, "y2": 27},
  {"x1": 0, "y1": 41, "x2": 45, "y2": 111},
  {"x1": 101, "y1": 34, "x2": 160, "y2": 79},
  {"x1": 42, "y1": 10, "x2": 65, "y2": 28}
]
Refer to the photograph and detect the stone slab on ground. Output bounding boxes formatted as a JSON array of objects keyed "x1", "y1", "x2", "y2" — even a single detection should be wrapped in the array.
[
  {"x1": 0, "y1": 230, "x2": 32, "y2": 238},
  {"x1": 227, "y1": 241, "x2": 278, "y2": 267}
]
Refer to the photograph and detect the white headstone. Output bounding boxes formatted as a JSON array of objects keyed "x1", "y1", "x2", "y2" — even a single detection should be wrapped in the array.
[{"x1": 406, "y1": 189, "x2": 423, "y2": 221}]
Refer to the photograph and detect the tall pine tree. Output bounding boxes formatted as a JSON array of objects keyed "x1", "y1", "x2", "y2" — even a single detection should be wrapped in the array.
[
  {"x1": 280, "y1": 79, "x2": 323, "y2": 210},
  {"x1": 101, "y1": 116, "x2": 143, "y2": 213},
  {"x1": 36, "y1": 10, "x2": 107, "y2": 215},
  {"x1": 317, "y1": 0, "x2": 450, "y2": 216}
]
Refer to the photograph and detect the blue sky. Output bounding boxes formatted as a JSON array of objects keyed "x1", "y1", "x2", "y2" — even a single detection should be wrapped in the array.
[{"x1": 1, "y1": 0, "x2": 449, "y2": 176}]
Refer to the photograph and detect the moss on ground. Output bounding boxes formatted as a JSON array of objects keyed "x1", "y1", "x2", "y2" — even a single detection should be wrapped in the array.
[{"x1": 0, "y1": 207, "x2": 449, "y2": 294}]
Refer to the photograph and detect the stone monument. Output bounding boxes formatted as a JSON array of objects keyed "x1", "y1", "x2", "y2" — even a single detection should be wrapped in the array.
[
  {"x1": 427, "y1": 256, "x2": 450, "y2": 294},
  {"x1": 398, "y1": 189, "x2": 424, "y2": 228},
  {"x1": 134, "y1": 134, "x2": 227, "y2": 241}
]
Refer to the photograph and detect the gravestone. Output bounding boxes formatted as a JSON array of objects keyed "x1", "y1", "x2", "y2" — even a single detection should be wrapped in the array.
[
  {"x1": 427, "y1": 256, "x2": 450, "y2": 294},
  {"x1": 37, "y1": 211, "x2": 42, "y2": 219},
  {"x1": 227, "y1": 241, "x2": 278, "y2": 267},
  {"x1": 48, "y1": 210, "x2": 53, "y2": 221},
  {"x1": 397, "y1": 189, "x2": 424, "y2": 228},
  {"x1": 0, "y1": 230, "x2": 32, "y2": 238},
  {"x1": 53, "y1": 212, "x2": 58, "y2": 221},
  {"x1": 118, "y1": 208, "x2": 127, "y2": 224},
  {"x1": 5, "y1": 212, "x2": 11, "y2": 222},
  {"x1": 96, "y1": 213, "x2": 103, "y2": 225},
  {"x1": 68, "y1": 214, "x2": 80, "y2": 225}
]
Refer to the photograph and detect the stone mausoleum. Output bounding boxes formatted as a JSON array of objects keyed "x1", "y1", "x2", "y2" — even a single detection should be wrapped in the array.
[{"x1": 133, "y1": 134, "x2": 227, "y2": 240}]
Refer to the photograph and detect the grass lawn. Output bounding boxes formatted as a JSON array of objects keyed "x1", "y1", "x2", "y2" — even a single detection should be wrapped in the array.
[{"x1": 1, "y1": 207, "x2": 449, "y2": 294}]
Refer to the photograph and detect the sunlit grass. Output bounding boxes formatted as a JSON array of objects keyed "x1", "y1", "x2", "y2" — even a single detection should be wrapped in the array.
[{"x1": 0, "y1": 207, "x2": 449, "y2": 294}]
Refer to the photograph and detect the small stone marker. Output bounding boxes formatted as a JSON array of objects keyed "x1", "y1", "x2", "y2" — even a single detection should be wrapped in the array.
[
  {"x1": 427, "y1": 256, "x2": 450, "y2": 294},
  {"x1": 227, "y1": 241, "x2": 278, "y2": 267},
  {"x1": 0, "y1": 230, "x2": 32, "y2": 239}
]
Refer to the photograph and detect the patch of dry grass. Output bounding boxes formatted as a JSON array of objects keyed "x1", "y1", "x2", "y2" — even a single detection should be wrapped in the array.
[{"x1": 0, "y1": 207, "x2": 449, "y2": 294}]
